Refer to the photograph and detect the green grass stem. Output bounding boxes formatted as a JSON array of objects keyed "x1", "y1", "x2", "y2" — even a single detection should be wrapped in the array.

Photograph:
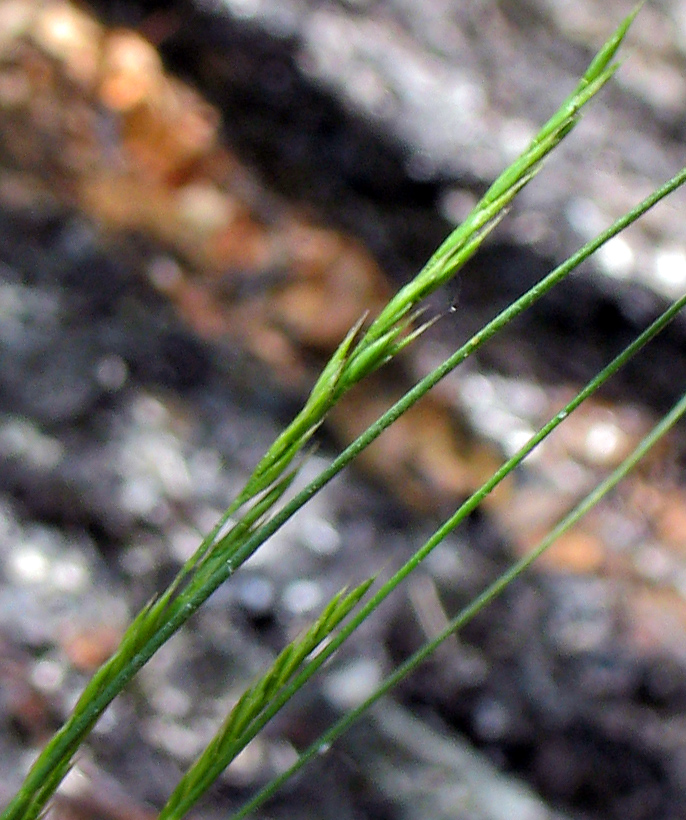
[
  {"x1": 1, "y1": 8, "x2": 672, "y2": 819},
  {"x1": 231, "y1": 386, "x2": 686, "y2": 820},
  {"x1": 177, "y1": 289, "x2": 685, "y2": 820}
]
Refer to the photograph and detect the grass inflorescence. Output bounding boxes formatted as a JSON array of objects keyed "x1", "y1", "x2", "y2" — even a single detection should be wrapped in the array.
[{"x1": 6, "y1": 5, "x2": 686, "y2": 820}]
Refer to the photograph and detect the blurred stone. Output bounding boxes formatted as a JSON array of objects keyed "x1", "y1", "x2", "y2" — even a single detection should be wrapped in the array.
[
  {"x1": 61, "y1": 625, "x2": 123, "y2": 672},
  {"x1": 535, "y1": 530, "x2": 606, "y2": 575},
  {"x1": 323, "y1": 656, "x2": 383, "y2": 710}
]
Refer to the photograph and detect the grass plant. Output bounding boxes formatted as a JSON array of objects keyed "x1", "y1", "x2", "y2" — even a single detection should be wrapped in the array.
[{"x1": 4, "y1": 4, "x2": 686, "y2": 818}]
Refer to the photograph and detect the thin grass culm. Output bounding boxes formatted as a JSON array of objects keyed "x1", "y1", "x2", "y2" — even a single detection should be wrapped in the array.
[
  {"x1": 161, "y1": 286, "x2": 686, "y2": 820},
  {"x1": 5, "y1": 5, "x2": 686, "y2": 820},
  {"x1": 229, "y1": 389, "x2": 686, "y2": 820}
]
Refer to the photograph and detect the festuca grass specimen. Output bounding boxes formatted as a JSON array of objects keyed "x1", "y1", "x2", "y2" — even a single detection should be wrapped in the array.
[{"x1": 5, "y1": 6, "x2": 686, "y2": 819}]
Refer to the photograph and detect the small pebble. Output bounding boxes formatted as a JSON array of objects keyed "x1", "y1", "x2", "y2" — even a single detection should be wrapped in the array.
[
  {"x1": 323, "y1": 657, "x2": 382, "y2": 710},
  {"x1": 282, "y1": 579, "x2": 323, "y2": 615},
  {"x1": 236, "y1": 574, "x2": 276, "y2": 616},
  {"x1": 300, "y1": 516, "x2": 341, "y2": 555}
]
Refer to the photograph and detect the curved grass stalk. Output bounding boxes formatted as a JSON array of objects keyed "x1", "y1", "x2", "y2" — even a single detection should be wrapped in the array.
[
  {"x1": 160, "y1": 288, "x2": 686, "y2": 820},
  {"x1": 0, "y1": 8, "x2": 656, "y2": 819}
]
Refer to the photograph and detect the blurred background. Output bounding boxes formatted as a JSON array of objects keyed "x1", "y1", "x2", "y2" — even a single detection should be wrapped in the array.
[{"x1": 3, "y1": 1, "x2": 686, "y2": 818}]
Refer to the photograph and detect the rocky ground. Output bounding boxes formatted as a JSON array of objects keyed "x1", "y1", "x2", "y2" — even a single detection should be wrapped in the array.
[{"x1": 2, "y1": 2, "x2": 686, "y2": 819}]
